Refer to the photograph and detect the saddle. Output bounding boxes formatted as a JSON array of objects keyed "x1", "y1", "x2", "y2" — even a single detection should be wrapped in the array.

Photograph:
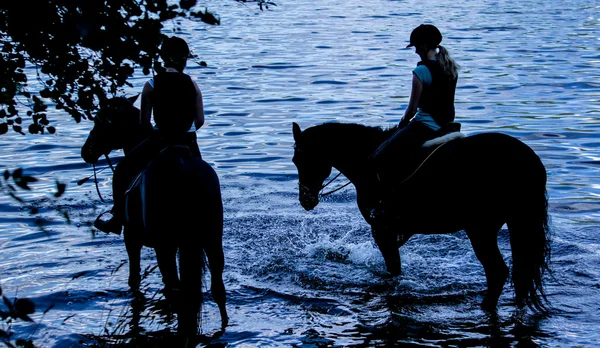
[
  {"x1": 398, "y1": 122, "x2": 465, "y2": 184},
  {"x1": 423, "y1": 122, "x2": 465, "y2": 147},
  {"x1": 125, "y1": 144, "x2": 194, "y2": 196}
]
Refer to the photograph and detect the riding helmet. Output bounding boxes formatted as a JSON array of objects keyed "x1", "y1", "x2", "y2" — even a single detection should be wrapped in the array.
[{"x1": 407, "y1": 24, "x2": 443, "y2": 48}]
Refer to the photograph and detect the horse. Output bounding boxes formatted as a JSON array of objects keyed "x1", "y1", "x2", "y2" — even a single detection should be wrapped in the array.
[
  {"x1": 81, "y1": 95, "x2": 228, "y2": 338},
  {"x1": 291, "y1": 121, "x2": 552, "y2": 313}
]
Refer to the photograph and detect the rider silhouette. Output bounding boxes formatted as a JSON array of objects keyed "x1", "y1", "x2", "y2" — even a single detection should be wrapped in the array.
[
  {"x1": 94, "y1": 36, "x2": 205, "y2": 234},
  {"x1": 369, "y1": 24, "x2": 460, "y2": 224}
]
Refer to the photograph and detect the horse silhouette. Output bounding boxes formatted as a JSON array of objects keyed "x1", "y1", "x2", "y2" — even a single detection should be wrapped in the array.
[
  {"x1": 81, "y1": 95, "x2": 228, "y2": 338},
  {"x1": 292, "y1": 121, "x2": 551, "y2": 313}
]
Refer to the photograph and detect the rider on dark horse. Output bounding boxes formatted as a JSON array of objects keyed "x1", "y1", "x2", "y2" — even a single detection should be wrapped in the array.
[
  {"x1": 95, "y1": 36, "x2": 205, "y2": 234},
  {"x1": 369, "y1": 24, "x2": 460, "y2": 224}
]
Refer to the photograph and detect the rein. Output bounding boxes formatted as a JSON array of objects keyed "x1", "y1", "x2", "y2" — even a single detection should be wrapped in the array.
[
  {"x1": 78, "y1": 154, "x2": 117, "y2": 203},
  {"x1": 395, "y1": 141, "x2": 448, "y2": 185},
  {"x1": 318, "y1": 141, "x2": 450, "y2": 197},
  {"x1": 319, "y1": 172, "x2": 352, "y2": 197}
]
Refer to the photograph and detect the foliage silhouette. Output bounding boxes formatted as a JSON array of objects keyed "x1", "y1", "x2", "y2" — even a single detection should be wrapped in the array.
[
  {"x1": 0, "y1": 0, "x2": 274, "y2": 135},
  {"x1": 1, "y1": 1, "x2": 273, "y2": 345}
]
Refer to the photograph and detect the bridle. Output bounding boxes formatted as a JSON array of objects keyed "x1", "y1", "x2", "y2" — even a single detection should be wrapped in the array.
[
  {"x1": 298, "y1": 171, "x2": 351, "y2": 200},
  {"x1": 295, "y1": 145, "x2": 352, "y2": 199},
  {"x1": 319, "y1": 171, "x2": 351, "y2": 197},
  {"x1": 79, "y1": 114, "x2": 119, "y2": 202}
]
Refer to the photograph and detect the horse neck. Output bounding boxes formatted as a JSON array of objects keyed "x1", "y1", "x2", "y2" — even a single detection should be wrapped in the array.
[
  {"x1": 122, "y1": 124, "x2": 152, "y2": 155},
  {"x1": 321, "y1": 127, "x2": 380, "y2": 187}
]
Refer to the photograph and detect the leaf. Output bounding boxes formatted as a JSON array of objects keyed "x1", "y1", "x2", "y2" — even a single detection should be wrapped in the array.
[
  {"x1": 180, "y1": 0, "x2": 197, "y2": 10},
  {"x1": 13, "y1": 125, "x2": 24, "y2": 134},
  {"x1": 14, "y1": 299, "x2": 35, "y2": 315},
  {"x1": 28, "y1": 123, "x2": 41, "y2": 134},
  {"x1": 54, "y1": 181, "x2": 66, "y2": 197},
  {"x1": 14, "y1": 178, "x2": 31, "y2": 190},
  {"x1": 16, "y1": 339, "x2": 35, "y2": 348},
  {"x1": 23, "y1": 176, "x2": 38, "y2": 184}
]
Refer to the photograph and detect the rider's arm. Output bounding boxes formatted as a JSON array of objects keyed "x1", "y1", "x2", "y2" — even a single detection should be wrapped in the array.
[
  {"x1": 140, "y1": 81, "x2": 153, "y2": 126},
  {"x1": 193, "y1": 81, "x2": 205, "y2": 129},
  {"x1": 399, "y1": 73, "x2": 423, "y2": 127}
]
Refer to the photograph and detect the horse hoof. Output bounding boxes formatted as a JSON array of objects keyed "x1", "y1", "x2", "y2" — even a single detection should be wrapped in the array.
[
  {"x1": 480, "y1": 297, "x2": 498, "y2": 312},
  {"x1": 384, "y1": 268, "x2": 401, "y2": 278}
]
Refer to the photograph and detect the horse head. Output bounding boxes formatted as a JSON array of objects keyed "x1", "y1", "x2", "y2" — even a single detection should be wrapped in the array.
[
  {"x1": 292, "y1": 122, "x2": 333, "y2": 211},
  {"x1": 81, "y1": 94, "x2": 143, "y2": 164}
]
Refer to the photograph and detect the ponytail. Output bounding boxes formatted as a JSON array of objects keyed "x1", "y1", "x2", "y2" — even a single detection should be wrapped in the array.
[{"x1": 436, "y1": 45, "x2": 460, "y2": 79}]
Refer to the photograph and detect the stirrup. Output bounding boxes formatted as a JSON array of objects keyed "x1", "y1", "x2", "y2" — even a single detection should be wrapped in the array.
[{"x1": 94, "y1": 212, "x2": 122, "y2": 235}]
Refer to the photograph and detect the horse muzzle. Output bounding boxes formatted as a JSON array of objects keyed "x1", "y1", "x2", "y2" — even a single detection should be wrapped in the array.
[
  {"x1": 81, "y1": 143, "x2": 101, "y2": 164},
  {"x1": 299, "y1": 184, "x2": 320, "y2": 211}
]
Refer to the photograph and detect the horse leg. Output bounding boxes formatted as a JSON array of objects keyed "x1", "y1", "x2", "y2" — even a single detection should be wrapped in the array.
[
  {"x1": 176, "y1": 244, "x2": 203, "y2": 338},
  {"x1": 155, "y1": 246, "x2": 181, "y2": 297},
  {"x1": 205, "y1": 243, "x2": 228, "y2": 329},
  {"x1": 372, "y1": 225, "x2": 401, "y2": 276},
  {"x1": 124, "y1": 227, "x2": 142, "y2": 291},
  {"x1": 465, "y1": 224, "x2": 509, "y2": 312}
]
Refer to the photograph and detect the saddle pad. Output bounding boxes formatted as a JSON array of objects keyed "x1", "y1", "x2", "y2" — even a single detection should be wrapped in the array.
[{"x1": 423, "y1": 132, "x2": 466, "y2": 148}]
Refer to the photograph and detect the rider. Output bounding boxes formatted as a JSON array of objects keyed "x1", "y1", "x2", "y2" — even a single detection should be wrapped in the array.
[
  {"x1": 94, "y1": 36, "x2": 205, "y2": 234},
  {"x1": 369, "y1": 24, "x2": 460, "y2": 222}
]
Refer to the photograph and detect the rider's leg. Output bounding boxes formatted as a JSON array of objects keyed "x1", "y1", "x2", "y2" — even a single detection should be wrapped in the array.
[
  {"x1": 368, "y1": 122, "x2": 436, "y2": 221},
  {"x1": 94, "y1": 138, "x2": 161, "y2": 234}
]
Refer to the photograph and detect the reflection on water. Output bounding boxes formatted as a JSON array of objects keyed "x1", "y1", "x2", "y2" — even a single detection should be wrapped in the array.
[{"x1": 1, "y1": 0, "x2": 599, "y2": 346}]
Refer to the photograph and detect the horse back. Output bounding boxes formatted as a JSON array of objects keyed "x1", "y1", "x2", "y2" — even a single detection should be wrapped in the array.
[
  {"x1": 396, "y1": 132, "x2": 546, "y2": 226},
  {"x1": 415, "y1": 132, "x2": 545, "y2": 183}
]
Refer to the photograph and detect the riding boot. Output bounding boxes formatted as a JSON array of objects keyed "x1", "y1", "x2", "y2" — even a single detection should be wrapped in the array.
[
  {"x1": 94, "y1": 167, "x2": 127, "y2": 235},
  {"x1": 94, "y1": 209, "x2": 123, "y2": 235}
]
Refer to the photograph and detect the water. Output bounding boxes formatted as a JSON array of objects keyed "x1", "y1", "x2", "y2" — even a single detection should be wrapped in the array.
[{"x1": 1, "y1": 0, "x2": 599, "y2": 346}]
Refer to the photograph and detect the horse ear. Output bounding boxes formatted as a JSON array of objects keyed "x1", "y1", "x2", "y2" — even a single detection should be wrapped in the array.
[
  {"x1": 128, "y1": 94, "x2": 140, "y2": 104},
  {"x1": 292, "y1": 122, "x2": 302, "y2": 142}
]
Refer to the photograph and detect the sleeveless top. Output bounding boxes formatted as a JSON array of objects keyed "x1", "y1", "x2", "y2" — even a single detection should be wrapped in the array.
[
  {"x1": 416, "y1": 59, "x2": 457, "y2": 126},
  {"x1": 150, "y1": 72, "x2": 197, "y2": 136}
]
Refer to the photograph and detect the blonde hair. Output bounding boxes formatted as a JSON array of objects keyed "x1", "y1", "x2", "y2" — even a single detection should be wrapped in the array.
[{"x1": 436, "y1": 45, "x2": 460, "y2": 79}]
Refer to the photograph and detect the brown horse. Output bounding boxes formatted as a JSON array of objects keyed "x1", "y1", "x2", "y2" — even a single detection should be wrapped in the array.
[
  {"x1": 292, "y1": 121, "x2": 551, "y2": 313},
  {"x1": 81, "y1": 95, "x2": 228, "y2": 338}
]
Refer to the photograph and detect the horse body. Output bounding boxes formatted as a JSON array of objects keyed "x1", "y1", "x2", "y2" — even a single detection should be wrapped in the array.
[
  {"x1": 81, "y1": 96, "x2": 227, "y2": 337},
  {"x1": 292, "y1": 122, "x2": 551, "y2": 313}
]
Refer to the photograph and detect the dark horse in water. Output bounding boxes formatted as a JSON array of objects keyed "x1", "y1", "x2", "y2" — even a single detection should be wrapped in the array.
[
  {"x1": 81, "y1": 95, "x2": 228, "y2": 338},
  {"x1": 292, "y1": 121, "x2": 551, "y2": 313}
]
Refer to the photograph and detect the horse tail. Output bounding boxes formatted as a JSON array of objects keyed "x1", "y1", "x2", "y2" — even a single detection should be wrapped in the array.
[{"x1": 507, "y1": 155, "x2": 552, "y2": 313}]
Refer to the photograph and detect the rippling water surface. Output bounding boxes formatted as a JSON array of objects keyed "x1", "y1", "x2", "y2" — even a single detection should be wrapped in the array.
[{"x1": 1, "y1": 0, "x2": 599, "y2": 346}]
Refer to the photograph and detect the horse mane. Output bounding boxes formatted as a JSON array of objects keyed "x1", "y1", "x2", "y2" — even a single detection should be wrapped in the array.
[
  {"x1": 96, "y1": 96, "x2": 138, "y2": 124},
  {"x1": 302, "y1": 122, "x2": 397, "y2": 158},
  {"x1": 94, "y1": 95, "x2": 150, "y2": 155}
]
